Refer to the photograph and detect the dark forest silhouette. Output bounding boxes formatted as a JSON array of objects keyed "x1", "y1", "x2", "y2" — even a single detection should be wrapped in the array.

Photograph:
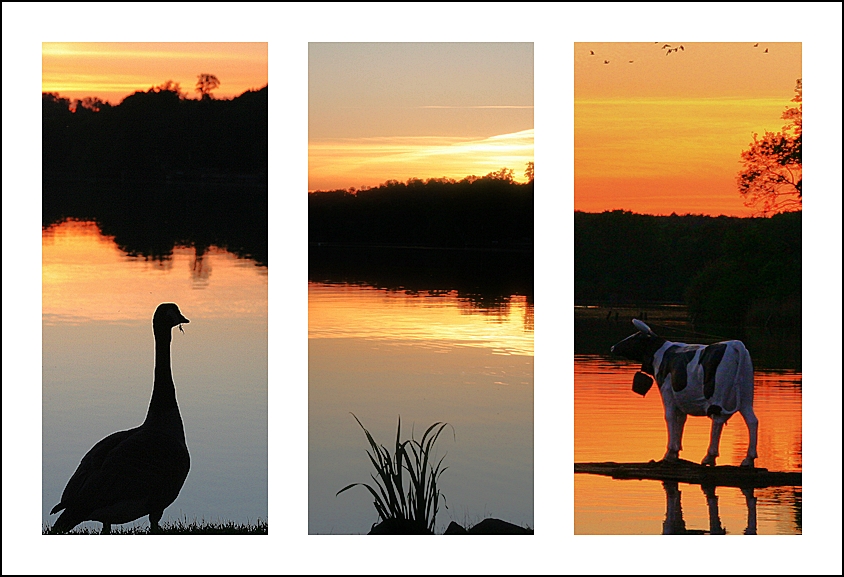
[
  {"x1": 43, "y1": 83, "x2": 267, "y2": 178},
  {"x1": 309, "y1": 172, "x2": 533, "y2": 313},
  {"x1": 309, "y1": 173, "x2": 533, "y2": 249},
  {"x1": 42, "y1": 82, "x2": 268, "y2": 266},
  {"x1": 575, "y1": 210, "x2": 801, "y2": 331}
]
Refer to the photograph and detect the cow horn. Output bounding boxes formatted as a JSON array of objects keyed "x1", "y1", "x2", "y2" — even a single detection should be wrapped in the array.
[{"x1": 632, "y1": 318, "x2": 654, "y2": 335}]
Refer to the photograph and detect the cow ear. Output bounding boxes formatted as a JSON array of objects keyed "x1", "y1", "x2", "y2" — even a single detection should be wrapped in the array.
[{"x1": 632, "y1": 371, "x2": 654, "y2": 396}]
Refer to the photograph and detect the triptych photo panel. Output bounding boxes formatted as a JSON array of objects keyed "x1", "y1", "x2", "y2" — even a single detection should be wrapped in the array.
[{"x1": 39, "y1": 40, "x2": 805, "y2": 539}]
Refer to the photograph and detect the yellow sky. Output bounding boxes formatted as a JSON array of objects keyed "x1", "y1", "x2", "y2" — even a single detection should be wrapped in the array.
[
  {"x1": 309, "y1": 129, "x2": 534, "y2": 191},
  {"x1": 42, "y1": 42, "x2": 268, "y2": 104},
  {"x1": 575, "y1": 42, "x2": 801, "y2": 216},
  {"x1": 309, "y1": 43, "x2": 534, "y2": 191}
]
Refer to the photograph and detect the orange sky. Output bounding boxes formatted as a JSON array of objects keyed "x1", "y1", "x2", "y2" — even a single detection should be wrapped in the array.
[
  {"x1": 575, "y1": 42, "x2": 802, "y2": 216},
  {"x1": 309, "y1": 43, "x2": 534, "y2": 191},
  {"x1": 42, "y1": 42, "x2": 268, "y2": 104}
]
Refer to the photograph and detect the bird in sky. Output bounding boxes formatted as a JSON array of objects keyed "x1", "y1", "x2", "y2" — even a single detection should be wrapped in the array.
[
  {"x1": 754, "y1": 43, "x2": 759, "y2": 47},
  {"x1": 662, "y1": 44, "x2": 671, "y2": 49},
  {"x1": 604, "y1": 60, "x2": 610, "y2": 64},
  {"x1": 590, "y1": 50, "x2": 595, "y2": 55},
  {"x1": 764, "y1": 48, "x2": 769, "y2": 53}
]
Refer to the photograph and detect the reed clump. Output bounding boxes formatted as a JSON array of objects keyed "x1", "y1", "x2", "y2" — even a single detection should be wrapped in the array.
[{"x1": 337, "y1": 413, "x2": 453, "y2": 533}]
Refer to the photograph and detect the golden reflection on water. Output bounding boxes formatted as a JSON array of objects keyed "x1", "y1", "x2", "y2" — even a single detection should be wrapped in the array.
[
  {"x1": 308, "y1": 281, "x2": 534, "y2": 533},
  {"x1": 574, "y1": 355, "x2": 802, "y2": 534},
  {"x1": 42, "y1": 220, "x2": 267, "y2": 324},
  {"x1": 308, "y1": 282, "x2": 533, "y2": 356}
]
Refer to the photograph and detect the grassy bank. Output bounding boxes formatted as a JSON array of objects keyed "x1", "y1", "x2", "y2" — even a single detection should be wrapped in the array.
[{"x1": 43, "y1": 518, "x2": 268, "y2": 535}]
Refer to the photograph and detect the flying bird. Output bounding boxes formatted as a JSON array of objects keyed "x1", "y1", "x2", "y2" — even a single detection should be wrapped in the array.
[
  {"x1": 764, "y1": 48, "x2": 769, "y2": 53},
  {"x1": 662, "y1": 44, "x2": 671, "y2": 49},
  {"x1": 678, "y1": 45, "x2": 684, "y2": 51},
  {"x1": 629, "y1": 60, "x2": 634, "y2": 63},
  {"x1": 49, "y1": 303, "x2": 192, "y2": 534},
  {"x1": 590, "y1": 50, "x2": 595, "y2": 55},
  {"x1": 604, "y1": 60, "x2": 610, "y2": 64},
  {"x1": 754, "y1": 43, "x2": 759, "y2": 47}
]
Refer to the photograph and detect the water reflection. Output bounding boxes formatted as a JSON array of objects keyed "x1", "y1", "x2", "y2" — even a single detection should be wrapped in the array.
[
  {"x1": 309, "y1": 282, "x2": 533, "y2": 534},
  {"x1": 42, "y1": 220, "x2": 267, "y2": 531},
  {"x1": 574, "y1": 352, "x2": 801, "y2": 534},
  {"x1": 662, "y1": 482, "x2": 758, "y2": 535},
  {"x1": 43, "y1": 178, "x2": 268, "y2": 266},
  {"x1": 310, "y1": 244, "x2": 533, "y2": 320}
]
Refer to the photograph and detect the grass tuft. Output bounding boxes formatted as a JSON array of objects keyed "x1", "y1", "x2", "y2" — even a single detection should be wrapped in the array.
[
  {"x1": 43, "y1": 516, "x2": 268, "y2": 535},
  {"x1": 337, "y1": 413, "x2": 453, "y2": 533}
]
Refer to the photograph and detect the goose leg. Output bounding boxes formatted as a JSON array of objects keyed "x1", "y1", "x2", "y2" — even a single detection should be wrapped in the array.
[
  {"x1": 149, "y1": 510, "x2": 163, "y2": 534},
  {"x1": 101, "y1": 522, "x2": 111, "y2": 535}
]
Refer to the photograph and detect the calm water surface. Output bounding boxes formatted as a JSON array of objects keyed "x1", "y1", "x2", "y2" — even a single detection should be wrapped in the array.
[
  {"x1": 42, "y1": 220, "x2": 268, "y2": 531},
  {"x1": 309, "y1": 282, "x2": 534, "y2": 534},
  {"x1": 574, "y1": 354, "x2": 802, "y2": 535}
]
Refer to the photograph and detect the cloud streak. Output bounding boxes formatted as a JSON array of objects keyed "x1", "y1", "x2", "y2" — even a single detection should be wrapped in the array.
[
  {"x1": 310, "y1": 129, "x2": 534, "y2": 191},
  {"x1": 419, "y1": 105, "x2": 534, "y2": 109}
]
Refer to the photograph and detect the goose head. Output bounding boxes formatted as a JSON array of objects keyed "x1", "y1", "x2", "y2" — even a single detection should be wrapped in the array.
[{"x1": 153, "y1": 303, "x2": 190, "y2": 333}]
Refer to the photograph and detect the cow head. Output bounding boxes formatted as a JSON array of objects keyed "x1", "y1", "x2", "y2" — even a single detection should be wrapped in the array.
[{"x1": 611, "y1": 319, "x2": 666, "y2": 395}]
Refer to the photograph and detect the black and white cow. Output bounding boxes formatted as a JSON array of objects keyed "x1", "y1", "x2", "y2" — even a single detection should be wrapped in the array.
[{"x1": 611, "y1": 319, "x2": 758, "y2": 467}]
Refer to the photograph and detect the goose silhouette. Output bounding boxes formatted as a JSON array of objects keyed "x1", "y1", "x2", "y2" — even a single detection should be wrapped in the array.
[{"x1": 50, "y1": 303, "x2": 191, "y2": 534}]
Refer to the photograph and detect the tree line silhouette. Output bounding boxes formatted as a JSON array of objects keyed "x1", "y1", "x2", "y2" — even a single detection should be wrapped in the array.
[
  {"x1": 43, "y1": 82, "x2": 267, "y2": 179},
  {"x1": 575, "y1": 210, "x2": 800, "y2": 331},
  {"x1": 42, "y1": 81, "x2": 268, "y2": 266},
  {"x1": 309, "y1": 172, "x2": 533, "y2": 248}
]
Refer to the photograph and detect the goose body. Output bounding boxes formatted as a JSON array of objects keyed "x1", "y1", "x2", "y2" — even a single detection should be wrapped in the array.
[{"x1": 50, "y1": 303, "x2": 191, "y2": 534}]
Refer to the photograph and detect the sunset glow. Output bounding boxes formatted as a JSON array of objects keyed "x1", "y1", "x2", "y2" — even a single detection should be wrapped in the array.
[
  {"x1": 309, "y1": 129, "x2": 534, "y2": 191},
  {"x1": 309, "y1": 43, "x2": 533, "y2": 191},
  {"x1": 42, "y1": 42, "x2": 268, "y2": 104},
  {"x1": 575, "y1": 42, "x2": 801, "y2": 216}
]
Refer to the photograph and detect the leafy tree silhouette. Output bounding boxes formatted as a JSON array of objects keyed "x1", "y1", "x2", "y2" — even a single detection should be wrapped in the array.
[
  {"x1": 196, "y1": 73, "x2": 221, "y2": 100},
  {"x1": 737, "y1": 79, "x2": 802, "y2": 215}
]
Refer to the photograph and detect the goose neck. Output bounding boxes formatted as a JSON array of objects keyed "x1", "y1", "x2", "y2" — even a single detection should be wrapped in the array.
[{"x1": 149, "y1": 326, "x2": 178, "y2": 415}]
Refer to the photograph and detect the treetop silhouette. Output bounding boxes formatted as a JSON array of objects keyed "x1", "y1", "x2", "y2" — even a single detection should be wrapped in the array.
[{"x1": 737, "y1": 79, "x2": 802, "y2": 215}]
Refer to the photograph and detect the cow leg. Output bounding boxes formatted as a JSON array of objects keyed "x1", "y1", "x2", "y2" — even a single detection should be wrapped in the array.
[
  {"x1": 663, "y1": 408, "x2": 686, "y2": 462},
  {"x1": 702, "y1": 417, "x2": 725, "y2": 466},
  {"x1": 739, "y1": 406, "x2": 759, "y2": 467}
]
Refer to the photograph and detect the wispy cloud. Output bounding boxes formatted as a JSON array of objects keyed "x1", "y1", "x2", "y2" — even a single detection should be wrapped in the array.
[
  {"x1": 419, "y1": 105, "x2": 534, "y2": 109},
  {"x1": 310, "y1": 129, "x2": 534, "y2": 191}
]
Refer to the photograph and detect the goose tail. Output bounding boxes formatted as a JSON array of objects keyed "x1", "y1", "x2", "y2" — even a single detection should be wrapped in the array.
[{"x1": 51, "y1": 508, "x2": 82, "y2": 534}]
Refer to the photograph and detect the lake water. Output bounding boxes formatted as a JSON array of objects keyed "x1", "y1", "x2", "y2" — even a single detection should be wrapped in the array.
[
  {"x1": 574, "y1": 308, "x2": 802, "y2": 535},
  {"x1": 308, "y1": 280, "x2": 534, "y2": 534},
  {"x1": 42, "y1": 219, "x2": 268, "y2": 531}
]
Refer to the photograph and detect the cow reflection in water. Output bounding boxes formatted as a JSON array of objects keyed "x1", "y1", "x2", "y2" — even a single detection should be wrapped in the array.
[{"x1": 662, "y1": 482, "x2": 757, "y2": 535}]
